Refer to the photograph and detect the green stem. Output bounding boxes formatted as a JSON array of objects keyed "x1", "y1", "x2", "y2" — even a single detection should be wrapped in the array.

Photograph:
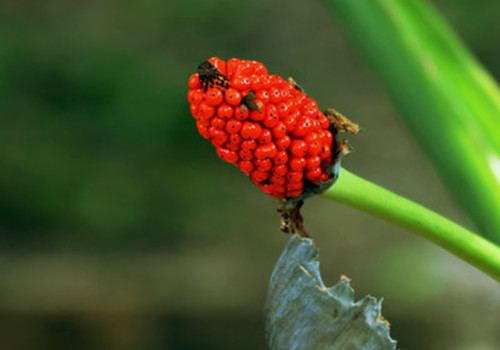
[{"x1": 321, "y1": 168, "x2": 500, "y2": 281}]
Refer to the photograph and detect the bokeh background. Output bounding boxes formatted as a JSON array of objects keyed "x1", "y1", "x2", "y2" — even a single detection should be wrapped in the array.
[{"x1": 1, "y1": 0, "x2": 499, "y2": 349}]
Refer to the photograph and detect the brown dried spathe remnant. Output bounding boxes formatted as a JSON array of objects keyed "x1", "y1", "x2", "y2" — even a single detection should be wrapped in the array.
[
  {"x1": 325, "y1": 108, "x2": 359, "y2": 135},
  {"x1": 278, "y1": 200, "x2": 308, "y2": 237}
]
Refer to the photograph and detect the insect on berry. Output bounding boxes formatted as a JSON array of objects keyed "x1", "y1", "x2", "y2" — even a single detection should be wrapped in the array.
[{"x1": 187, "y1": 57, "x2": 358, "y2": 200}]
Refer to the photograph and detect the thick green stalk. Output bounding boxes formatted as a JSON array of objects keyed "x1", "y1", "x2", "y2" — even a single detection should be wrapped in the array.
[
  {"x1": 322, "y1": 0, "x2": 500, "y2": 242},
  {"x1": 322, "y1": 168, "x2": 500, "y2": 281}
]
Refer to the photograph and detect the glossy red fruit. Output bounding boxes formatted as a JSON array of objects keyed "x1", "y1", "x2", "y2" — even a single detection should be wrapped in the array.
[
  {"x1": 240, "y1": 121, "x2": 262, "y2": 140},
  {"x1": 188, "y1": 74, "x2": 201, "y2": 89},
  {"x1": 239, "y1": 149, "x2": 253, "y2": 161},
  {"x1": 210, "y1": 117, "x2": 226, "y2": 129},
  {"x1": 217, "y1": 148, "x2": 239, "y2": 164},
  {"x1": 255, "y1": 159, "x2": 273, "y2": 172},
  {"x1": 228, "y1": 133, "x2": 242, "y2": 145},
  {"x1": 225, "y1": 119, "x2": 242, "y2": 134},
  {"x1": 187, "y1": 89, "x2": 204, "y2": 105},
  {"x1": 289, "y1": 157, "x2": 307, "y2": 172},
  {"x1": 271, "y1": 164, "x2": 288, "y2": 177},
  {"x1": 198, "y1": 102, "x2": 215, "y2": 119},
  {"x1": 217, "y1": 103, "x2": 234, "y2": 119},
  {"x1": 205, "y1": 88, "x2": 224, "y2": 106},
  {"x1": 273, "y1": 151, "x2": 288, "y2": 165},
  {"x1": 275, "y1": 135, "x2": 291, "y2": 151},
  {"x1": 238, "y1": 160, "x2": 254, "y2": 174},
  {"x1": 241, "y1": 139, "x2": 257, "y2": 151},
  {"x1": 257, "y1": 128, "x2": 272, "y2": 145},
  {"x1": 254, "y1": 143, "x2": 277, "y2": 160},
  {"x1": 251, "y1": 170, "x2": 269, "y2": 183},
  {"x1": 271, "y1": 122, "x2": 287, "y2": 138},
  {"x1": 233, "y1": 105, "x2": 249, "y2": 121},
  {"x1": 188, "y1": 57, "x2": 337, "y2": 199},
  {"x1": 196, "y1": 121, "x2": 210, "y2": 139},
  {"x1": 289, "y1": 140, "x2": 308, "y2": 157},
  {"x1": 225, "y1": 89, "x2": 242, "y2": 106},
  {"x1": 287, "y1": 171, "x2": 303, "y2": 183},
  {"x1": 306, "y1": 155, "x2": 321, "y2": 170}
]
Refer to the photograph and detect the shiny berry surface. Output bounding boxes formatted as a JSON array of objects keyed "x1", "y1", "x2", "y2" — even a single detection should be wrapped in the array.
[{"x1": 188, "y1": 57, "x2": 337, "y2": 199}]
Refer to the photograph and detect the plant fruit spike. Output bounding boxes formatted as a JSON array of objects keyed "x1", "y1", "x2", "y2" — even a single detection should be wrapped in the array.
[{"x1": 187, "y1": 57, "x2": 357, "y2": 235}]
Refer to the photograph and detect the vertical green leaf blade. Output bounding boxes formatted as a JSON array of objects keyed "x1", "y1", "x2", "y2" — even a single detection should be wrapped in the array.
[{"x1": 322, "y1": 0, "x2": 500, "y2": 241}]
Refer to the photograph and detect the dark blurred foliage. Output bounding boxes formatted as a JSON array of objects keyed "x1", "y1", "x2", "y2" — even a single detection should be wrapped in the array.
[{"x1": 0, "y1": 0, "x2": 499, "y2": 349}]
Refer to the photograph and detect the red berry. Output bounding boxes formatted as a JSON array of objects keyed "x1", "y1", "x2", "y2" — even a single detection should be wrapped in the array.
[
  {"x1": 269, "y1": 175, "x2": 286, "y2": 185},
  {"x1": 225, "y1": 89, "x2": 242, "y2": 105},
  {"x1": 217, "y1": 147, "x2": 239, "y2": 164},
  {"x1": 319, "y1": 173, "x2": 331, "y2": 182},
  {"x1": 320, "y1": 130, "x2": 333, "y2": 145},
  {"x1": 306, "y1": 167, "x2": 322, "y2": 182},
  {"x1": 251, "y1": 170, "x2": 269, "y2": 183},
  {"x1": 289, "y1": 157, "x2": 307, "y2": 171},
  {"x1": 287, "y1": 171, "x2": 303, "y2": 183},
  {"x1": 250, "y1": 103, "x2": 265, "y2": 121},
  {"x1": 256, "y1": 90, "x2": 270, "y2": 104},
  {"x1": 240, "y1": 121, "x2": 262, "y2": 140},
  {"x1": 235, "y1": 61, "x2": 254, "y2": 76},
  {"x1": 272, "y1": 122, "x2": 287, "y2": 138},
  {"x1": 271, "y1": 164, "x2": 288, "y2": 177},
  {"x1": 278, "y1": 102, "x2": 291, "y2": 117},
  {"x1": 291, "y1": 117, "x2": 314, "y2": 137},
  {"x1": 211, "y1": 117, "x2": 226, "y2": 129},
  {"x1": 282, "y1": 115, "x2": 297, "y2": 132},
  {"x1": 238, "y1": 160, "x2": 254, "y2": 174},
  {"x1": 289, "y1": 140, "x2": 308, "y2": 157},
  {"x1": 251, "y1": 75, "x2": 264, "y2": 90},
  {"x1": 225, "y1": 143, "x2": 240, "y2": 152},
  {"x1": 205, "y1": 88, "x2": 224, "y2": 106},
  {"x1": 188, "y1": 89, "x2": 204, "y2": 105},
  {"x1": 239, "y1": 149, "x2": 253, "y2": 161},
  {"x1": 217, "y1": 103, "x2": 234, "y2": 119},
  {"x1": 225, "y1": 119, "x2": 242, "y2": 134},
  {"x1": 269, "y1": 87, "x2": 282, "y2": 104},
  {"x1": 275, "y1": 135, "x2": 291, "y2": 151},
  {"x1": 226, "y1": 58, "x2": 242, "y2": 79},
  {"x1": 257, "y1": 128, "x2": 272, "y2": 145},
  {"x1": 198, "y1": 102, "x2": 215, "y2": 119},
  {"x1": 255, "y1": 159, "x2": 273, "y2": 172},
  {"x1": 253, "y1": 62, "x2": 268, "y2": 75},
  {"x1": 241, "y1": 139, "x2": 257, "y2": 151},
  {"x1": 228, "y1": 133, "x2": 242, "y2": 145},
  {"x1": 254, "y1": 143, "x2": 277, "y2": 160},
  {"x1": 196, "y1": 121, "x2": 210, "y2": 139},
  {"x1": 209, "y1": 128, "x2": 228, "y2": 147},
  {"x1": 305, "y1": 133, "x2": 322, "y2": 156},
  {"x1": 188, "y1": 74, "x2": 201, "y2": 89},
  {"x1": 197, "y1": 118, "x2": 210, "y2": 127},
  {"x1": 302, "y1": 101, "x2": 318, "y2": 117},
  {"x1": 263, "y1": 106, "x2": 279, "y2": 128},
  {"x1": 320, "y1": 144, "x2": 331, "y2": 159},
  {"x1": 234, "y1": 105, "x2": 249, "y2": 121},
  {"x1": 273, "y1": 151, "x2": 288, "y2": 165},
  {"x1": 190, "y1": 104, "x2": 199, "y2": 118},
  {"x1": 318, "y1": 114, "x2": 330, "y2": 129},
  {"x1": 286, "y1": 181, "x2": 303, "y2": 191},
  {"x1": 306, "y1": 155, "x2": 321, "y2": 170},
  {"x1": 231, "y1": 76, "x2": 251, "y2": 90},
  {"x1": 286, "y1": 189, "x2": 302, "y2": 198}
]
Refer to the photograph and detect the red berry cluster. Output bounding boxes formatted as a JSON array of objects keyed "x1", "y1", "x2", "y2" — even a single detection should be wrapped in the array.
[{"x1": 187, "y1": 57, "x2": 336, "y2": 199}]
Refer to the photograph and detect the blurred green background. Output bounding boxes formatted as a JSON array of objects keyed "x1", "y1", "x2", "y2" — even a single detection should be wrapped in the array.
[{"x1": 0, "y1": 0, "x2": 499, "y2": 349}]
